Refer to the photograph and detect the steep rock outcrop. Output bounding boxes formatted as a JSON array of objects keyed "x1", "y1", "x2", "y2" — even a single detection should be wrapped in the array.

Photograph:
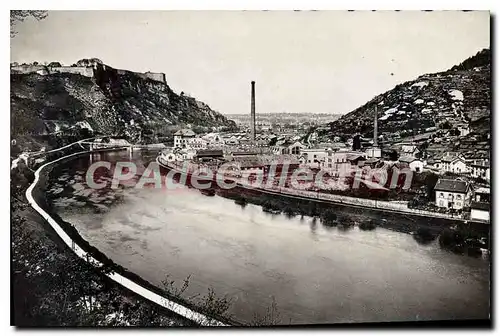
[{"x1": 10, "y1": 62, "x2": 236, "y2": 148}]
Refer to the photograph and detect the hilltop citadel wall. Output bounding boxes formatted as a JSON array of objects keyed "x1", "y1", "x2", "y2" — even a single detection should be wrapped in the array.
[{"x1": 11, "y1": 64, "x2": 166, "y2": 84}]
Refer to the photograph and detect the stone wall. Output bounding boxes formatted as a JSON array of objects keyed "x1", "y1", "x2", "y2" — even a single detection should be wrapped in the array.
[
  {"x1": 240, "y1": 183, "x2": 465, "y2": 221},
  {"x1": 49, "y1": 66, "x2": 94, "y2": 77},
  {"x1": 144, "y1": 72, "x2": 166, "y2": 83},
  {"x1": 11, "y1": 65, "x2": 46, "y2": 74},
  {"x1": 132, "y1": 71, "x2": 166, "y2": 84},
  {"x1": 11, "y1": 64, "x2": 164, "y2": 84},
  {"x1": 114, "y1": 69, "x2": 166, "y2": 84},
  {"x1": 11, "y1": 65, "x2": 94, "y2": 77}
]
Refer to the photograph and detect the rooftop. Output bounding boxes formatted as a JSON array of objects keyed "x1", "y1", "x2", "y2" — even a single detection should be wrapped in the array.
[
  {"x1": 365, "y1": 157, "x2": 380, "y2": 164},
  {"x1": 174, "y1": 129, "x2": 196, "y2": 137},
  {"x1": 195, "y1": 149, "x2": 224, "y2": 158},
  {"x1": 234, "y1": 157, "x2": 266, "y2": 168},
  {"x1": 434, "y1": 178, "x2": 469, "y2": 193},
  {"x1": 441, "y1": 153, "x2": 464, "y2": 163},
  {"x1": 347, "y1": 154, "x2": 365, "y2": 161},
  {"x1": 471, "y1": 201, "x2": 490, "y2": 211},
  {"x1": 471, "y1": 161, "x2": 490, "y2": 168},
  {"x1": 475, "y1": 187, "x2": 490, "y2": 194},
  {"x1": 231, "y1": 151, "x2": 259, "y2": 156},
  {"x1": 398, "y1": 155, "x2": 419, "y2": 163}
]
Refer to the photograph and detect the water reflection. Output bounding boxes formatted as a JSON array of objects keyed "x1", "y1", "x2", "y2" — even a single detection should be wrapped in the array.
[{"x1": 46, "y1": 150, "x2": 490, "y2": 325}]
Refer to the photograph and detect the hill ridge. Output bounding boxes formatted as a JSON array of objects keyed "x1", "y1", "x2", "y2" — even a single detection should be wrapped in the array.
[{"x1": 316, "y1": 49, "x2": 490, "y2": 159}]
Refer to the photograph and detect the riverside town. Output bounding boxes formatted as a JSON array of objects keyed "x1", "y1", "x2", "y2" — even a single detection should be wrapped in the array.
[
  {"x1": 86, "y1": 160, "x2": 415, "y2": 191},
  {"x1": 10, "y1": 10, "x2": 491, "y2": 328}
]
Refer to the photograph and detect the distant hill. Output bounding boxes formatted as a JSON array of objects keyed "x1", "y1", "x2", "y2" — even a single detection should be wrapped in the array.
[
  {"x1": 10, "y1": 61, "x2": 236, "y2": 150},
  {"x1": 316, "y1": 49, "x2": 490, "y2": 157}
]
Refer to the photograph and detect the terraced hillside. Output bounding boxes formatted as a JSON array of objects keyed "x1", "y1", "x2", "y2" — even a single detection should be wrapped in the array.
[{"x1": 318, "y1": 49, "x2": 491, "y2": 146}]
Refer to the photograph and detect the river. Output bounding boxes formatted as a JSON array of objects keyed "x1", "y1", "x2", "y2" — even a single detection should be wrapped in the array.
[{"x1": 45, "y1": 150, "x2": 490, "y2": 325}]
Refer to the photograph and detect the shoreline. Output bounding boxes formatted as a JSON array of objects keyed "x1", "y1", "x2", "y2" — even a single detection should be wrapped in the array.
[
  {"x1": 157, "y1": 157, "x2": 490, "y2": 255},
  {"x1": 156, "y1": 158, "x2": 480, "y2": 225}
]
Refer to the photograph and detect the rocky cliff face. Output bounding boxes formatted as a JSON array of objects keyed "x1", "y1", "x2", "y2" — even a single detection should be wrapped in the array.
[
  {"x1": 10, "y1": 62, "x2": 236, "y2": 149},
  {"x1": 318, "y1": 49, "x2": 491, "y2": 144}
]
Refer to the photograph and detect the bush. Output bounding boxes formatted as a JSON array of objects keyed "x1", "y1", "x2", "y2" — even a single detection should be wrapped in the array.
[
  {"x1": 359, "y1": 220, "x2": 376, "y2": 231},
  {"x1": 320, "y1": 209, "x2": 338, "y2": 226},
  {"x1": 413, "y1": 226, "x2": 435, "y2": 244},
  {"x1": 439, "y1": 228, "x2": 466, "y2": 253}
]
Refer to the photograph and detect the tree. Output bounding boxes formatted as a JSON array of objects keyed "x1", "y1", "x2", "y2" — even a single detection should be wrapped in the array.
[
  {"x1": 10, "y1": 10, "x2": 48, "y2": 37},
  {"x1": 76, "y1": 59, "x2": 90, "y2": 67},
  {"x1": 89, "y1": 58, "x2": 103, "y2": 64},
  {"x1": 440, "y1": 120, "x2": 452, "y2": 130},
  {"x1": 423, "y1": 172, "x2": 439, "y2": 201},
  {"x1": 352, "y1": 134, "x2": 361, "y2": 151},
  {"x1": 387, "y1": 149, "x2": 398, "y2": 161}
]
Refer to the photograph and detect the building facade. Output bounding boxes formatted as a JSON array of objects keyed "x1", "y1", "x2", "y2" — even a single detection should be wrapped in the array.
[
  {"x1": 434, "y1": 178, "x2": 471, "y2": 210},
  {"x1": 186, "y1": 137, "x2": 208, "y2": 150},
  {"x1": 470, "y1": 187, "x2": 490, "y2": 222},
  {"x1": 174, "y1": 129, "x2": 196, "y2": 148},
  {"x1": 436, "y1": 153, "x2": 469, "y2": 174},
  {"x1": 470, "y1": 159, "x2": 490, "y2": 180},
  {"x1": 271, "y1": 140, "x2": 304, "y2": 155},
  {"x1": 398, "y1": 156, "x2": 425, "y2": 172}
]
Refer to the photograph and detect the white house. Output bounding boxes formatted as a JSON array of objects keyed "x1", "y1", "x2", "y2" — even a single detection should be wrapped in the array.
[
  {"x1": 324, "y1": 149, "x2": 359, "y2": 172},
  {"x1": 224, "y1": 136, "x2": 240, "y2": 145},
  {"x1": 470, "y1": 159, "x2": 490, "y2": 180},
  {"x1": 174, "y1": 129, "x2": 196, "y2": 148},
  {"x1": 401, "y1": 143, "x2": 420, "y2": 157},
  {"x1": 436, "y1": 153, "x2": 469, "y2": 174},
  {"x1": 271, "y1": 140, "x2": 304, "y2": 155},
  {"x1": 186, "y1": 137, "x2": 208, "y2": 150},
  {"x1": 471, "y1": 202, "x2": 490, "y2": 222},
  {"x1": 365, "y1": 146, "x2": 382, "y2": 158},
  {"x1": 300, "y1": 148, "x2": 327, "y2": 169},
  {"x1": 161, "y1": 148, "x2": 196, "y2": 162},
  {"x1": 202, "y1": 132, "x2": 225, "y2": 147},
  {"x1": 434, "y1": 178, "x2": 471, "y2": 210},
  {"x1": 398, "y1": 156, "x2": 425, "y2": 172},
  {"x1": 457, "y1": 124, "x2": 470, "y2": 137},
  {"x1": 470, "y1": 187, "x2": 490, "y2": 222}
]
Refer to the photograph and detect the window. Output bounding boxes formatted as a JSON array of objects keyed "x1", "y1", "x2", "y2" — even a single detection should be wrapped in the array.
[
  {"x1": 439, "y1": 200, "x2": 444, "y2": 207},
  {"x1": 440, "y1": 193, "x2": 444, "y2": 197},
  {"x1": 456, "y1": 202, "x2": 461, "y2": 207}
]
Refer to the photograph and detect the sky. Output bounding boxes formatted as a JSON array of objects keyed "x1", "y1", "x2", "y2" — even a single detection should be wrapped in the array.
[{"x1": 11, "y1": 10, "x2": 490, "y2": 115}]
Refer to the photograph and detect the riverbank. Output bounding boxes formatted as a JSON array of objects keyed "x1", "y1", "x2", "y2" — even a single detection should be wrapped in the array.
[
  {"x1": 13, "y1": 143, "x2": 234, "y2": 326},
  {"x1": 158, "y1": 158, "x2": 490, "y2": 256},
  {"x1": 12, "y1": 163, "x2": 192, "y2": 326},
  {"x1": 157, "y1": 158, "x2": 469, "y2": 222},
  {"x1": 52, "y1": 151, "x2": 490, "y2": 324}
]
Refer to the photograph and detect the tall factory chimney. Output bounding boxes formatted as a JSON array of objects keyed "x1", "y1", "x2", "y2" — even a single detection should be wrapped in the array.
[
  {"x1": 250, "y1": 81, "x2": 256, "y2": 142},
  {"x1": 373, "y1": 104, "x2": 378, "y2": 147}
]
